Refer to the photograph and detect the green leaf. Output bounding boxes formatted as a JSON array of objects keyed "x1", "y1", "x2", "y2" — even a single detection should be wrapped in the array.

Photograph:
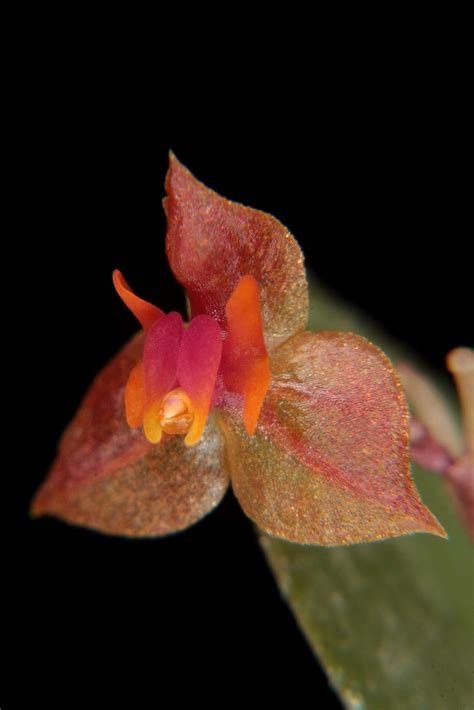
[{"x1": 260, "y1": 278, "x2": 474, "y2": 710}]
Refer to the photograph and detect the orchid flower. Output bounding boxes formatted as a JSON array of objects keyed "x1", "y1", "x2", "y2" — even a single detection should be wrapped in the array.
[{"x1": 32, "y1": 155, "x2": 445, "y2": 544}]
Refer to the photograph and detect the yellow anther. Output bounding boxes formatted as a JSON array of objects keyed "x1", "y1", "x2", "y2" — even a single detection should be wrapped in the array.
[{"x1": 159, "y1": 388, "x2": 194, "y2": 436}]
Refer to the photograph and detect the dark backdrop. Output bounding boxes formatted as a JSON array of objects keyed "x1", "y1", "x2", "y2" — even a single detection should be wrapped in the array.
[{"x1": 4, "y1": 66, "x2": 470, "y2": 709}]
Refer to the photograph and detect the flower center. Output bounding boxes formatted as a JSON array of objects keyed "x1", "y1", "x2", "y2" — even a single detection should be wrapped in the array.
[{"x1": 158, "y1": 388, "x2": 194, "y2": 436}]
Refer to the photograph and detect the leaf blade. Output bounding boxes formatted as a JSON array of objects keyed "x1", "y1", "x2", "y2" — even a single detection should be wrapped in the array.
[
  {"x1": 259, "y1": 282, "x2": 474, "y2": 709},
  {"x1": 261, "y1": 468, "x2": 474, "y2": 710}
]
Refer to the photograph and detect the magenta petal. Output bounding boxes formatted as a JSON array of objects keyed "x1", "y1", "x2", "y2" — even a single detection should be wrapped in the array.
[
  {"x1": 177, "y1": 315, "x2": 222, "y2": 446},
  {"x1": 143, "y1": 311, "x2": 184, "y2": 441},
  {"x1": 144, "y1": 311, "x2": 184, "y2": 399}
]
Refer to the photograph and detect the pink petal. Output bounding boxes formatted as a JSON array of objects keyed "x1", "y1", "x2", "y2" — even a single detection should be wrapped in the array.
[
  {"x1": 143, "y1": 311, "x2": 184, "y2": 442},
  {"x1": 177, "y1": 315, "x2": 222, "y2": 446}
]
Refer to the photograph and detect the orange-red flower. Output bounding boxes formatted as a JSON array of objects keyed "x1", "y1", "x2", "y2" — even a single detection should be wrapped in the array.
[
  {"x1": 112, "y1": 269, "x2": 270, "y2": 447},
  {"x1": 32, "y1": 155, "x2": 445, "y2": 545}
]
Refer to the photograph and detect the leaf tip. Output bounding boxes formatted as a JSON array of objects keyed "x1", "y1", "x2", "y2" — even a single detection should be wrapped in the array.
[
  {"x1": 29, "y1": 493, "x2": 43, "y2": 519},
  {"x1": 29, "y1": 459, "x2": 64, "y2": 522},
  {"x1": 410, "y1": 506, "x2": 448, "y2": 540},
  {"x1": 166, "y1": 150, "x2": 188, "y2": 182}
]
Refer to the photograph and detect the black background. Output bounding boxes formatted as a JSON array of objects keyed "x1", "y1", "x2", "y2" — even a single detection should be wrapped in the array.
[{"x1": 4, "y1": 47, "x2": 471, "y2": 709}]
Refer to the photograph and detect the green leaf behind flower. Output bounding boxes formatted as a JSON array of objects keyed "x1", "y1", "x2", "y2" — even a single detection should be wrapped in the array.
[{"x1": 260, "y1": 278, "x2": 474, "y2": 710}]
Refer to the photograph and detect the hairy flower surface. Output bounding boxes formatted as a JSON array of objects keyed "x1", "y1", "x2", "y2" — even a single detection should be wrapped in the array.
[{"x1": 32, "y1": 155, "x2": 445, "y2": 544}]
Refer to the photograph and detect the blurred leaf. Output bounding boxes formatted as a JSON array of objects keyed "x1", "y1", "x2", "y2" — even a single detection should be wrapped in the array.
[{"x1": 260, "y1": 278, "x2": 474, "y2": 710}]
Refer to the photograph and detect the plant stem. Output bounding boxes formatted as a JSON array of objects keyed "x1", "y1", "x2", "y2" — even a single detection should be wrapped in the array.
[{"x1": 447, "y1": 348, "x2": 474, "y2": 455}]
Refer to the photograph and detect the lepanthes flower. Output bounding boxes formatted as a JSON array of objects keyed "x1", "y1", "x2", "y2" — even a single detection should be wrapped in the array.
[
  {"x1": 32, "y1": 155, "x2": 445, "y2": 544},
  {"x1": 112, "y1": 269, "x2": 270, "y2": 447}
]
